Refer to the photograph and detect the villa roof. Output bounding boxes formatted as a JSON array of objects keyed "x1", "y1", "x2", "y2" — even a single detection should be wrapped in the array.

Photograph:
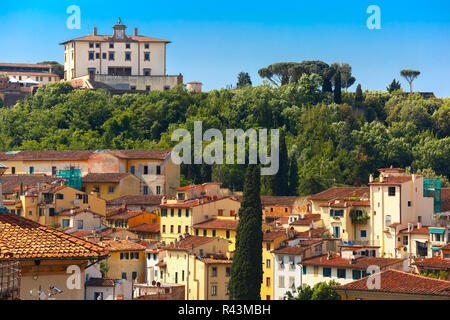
[
  {"x1": 82, "y1": 173, "x2": 135, "y2": 183},
  {"x1": 333, "y1": 269, "x2": 450, "y2": 297},
  {"x1": 290, "y1": 214, "x2": 321, "y2": 226},
  {"x1": 412, "y1": 256, "x2": 450, "y2": 270},
  {"x1": 165, "y1": 235, "x2": 216, "y2": 251},
  {"x1": 106, "y1": 195, "x2": 162, "y2": 206},
  {"x1": 308, "y1": 187, "x2": 369, "y2": 201},
  {"x1": 299, "y1": 252, "x2": 403, "y2": 269},
  {"x1": 128, "y1": 223, "x2": 160, "y2": 233},
  {"x1": 100, "y1": 240, "x2": 146, "y2": 252},
  {"x1": 193, "y1": 218, "x2": 238, "y2": 230}
]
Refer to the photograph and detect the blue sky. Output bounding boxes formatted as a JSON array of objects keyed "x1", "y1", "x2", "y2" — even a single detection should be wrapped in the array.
[{"x1": 1, "y1": 0, "x2": 450, "y2": 96}]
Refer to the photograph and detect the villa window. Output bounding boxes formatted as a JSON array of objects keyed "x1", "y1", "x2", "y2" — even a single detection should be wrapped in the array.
[
  {"x1": 211, "y1": 267, "x2": 218, "y2": 277},
  {"x1": 337, "y1": 269, "x2": 346, "y2": 279},
  {"x1": 125, "y1": 52, "x2": 131, "y2": 61},
  {"x1": 323, "y1": 268, "x2": 332, "y2": 278},
  {"x1": 226, "y1": 267, "x2": 231, "y2": 277},
  {"x1": 211, "y1": 285, "x2": 217, "y2": 296},
  {"x1": 388, "y1": 187, "x2": 396, "y2": 196},
  {"x1": 144, "y1": 52, "x2": 150, "y2": 61}
]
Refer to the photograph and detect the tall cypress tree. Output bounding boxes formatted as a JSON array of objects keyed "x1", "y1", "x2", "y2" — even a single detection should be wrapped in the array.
[
  {"x1": 269, "y1": 130, "x2": 289, "y2": 196},
  {"x1": 334, "y1": 70, "x2": 342, "y2": 104},
  {"x1": 229, "y1": 164, "x2": 263, "y2": 300},
  {"x1": 355, "y1": 83, "x2": 363, "y2": 109},
  {"x1": 288, "y1": 156, "x2": 299, "y2": 196}
]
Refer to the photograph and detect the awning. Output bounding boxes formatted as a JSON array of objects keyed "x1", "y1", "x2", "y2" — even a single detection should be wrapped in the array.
[
  {"x1": 415, "y1": 239, "x2": 428, "y2": 243},
  {"x1": 431, "y1": 247, "x2": 441, "y2": 251},
  {"x1": 429, "y1": 228, "x2": 445, "y2": 234}
]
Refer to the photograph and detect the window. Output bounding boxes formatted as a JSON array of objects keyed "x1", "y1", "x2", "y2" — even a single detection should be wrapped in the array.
[
  {"x1": 195, "y1": 229, "x2": 199, "y2": 236},
  {"x1": 102, "y1": 53, "x2": 107, "y2": 59},
  {"x1": 385, "y1": 215, "x2": 392, "y2": 227},
  {"x1": 278, "y1": 276, "x2": 285, "y2": 288},
  {"x1": 203, "y1": 230, "x2": 207, "y2": 237},
  {"x1": 212, "y1": 230, "x2": 216, "y2": 237},
  {"x1": 218, "y1": 209, "x2": 224, "y2": 216},
  {"x1": 56, "y1": 194, "x2": 64, "y2": 200},
  {"x1": 156, "y1": 165, "x2": 161, "y2": 175},
  {"x1": 28, "y1": 211, "x2": 32, "y2": 216},
  {"x1": 266, "y1": 277, "x2": 271, "y2": 287},
  {"x1": 156, "y1": 186, "x2": 161, "y2": 195},
  {"x1": 77, "y1": 220, "x2": 83, "y2": 229},
  {"x1": 144, "y1": 52, "x2": 150, "y2": 61},
  {"x1": 388, "y1": 187, "x2": 396, "y2": 196},
  {"x1": 352, "y1": 270, "x2": 362, "y2": 280},
  {"x1": 130, "y1": 86, "x2": 136, "y2": 91},
  {"x1": 89, "y1": 52, "x2": 94, "y2": 60},
  {"x1": 130, "y1": 166, "x2": 135, "y2": 174},
  {"x1": 162, "y1": 225, "x2": 166, "y2": 233},
  {"x1": 185, "y1": 226, "x2": 189, "y2": 234},
  {"x1": 337, "y1": 269, "x2": 346, "y2": 279},
  {"x1": 182, "y1": 270, "x2": 185, "y2": 281},
  {"x1": 408, "y1": 201, "x2": 412, "y2": 207},
  {"x1": 52, "y1": 166, "x2": 57, "y2": 175},
  {"x1": 403, "y1": 236, "x2": 408, "y2": 245},
  {"x1": 108, "y1": 186, "x2": 115, "y2": 193},
  {"x1": 164, "y1": 86, "x2": 170, "y2": 91},
  {"x1": 266, "y1": 259, "x2": 271, "y2": 268},
  {"x1": 199, "y1": 249, "x2": 204, "y2": 256},
  {"x1": 11, "y1": 167, "x2": 15, "y2": 174},
  {"x1": 226, "y1": 267, "x2": 231, "y2": 277},
  {"x1": 171, "y1": 209, "x2": 174, "y2": 217},
  {"x1": 29, "y1": 167, "x2": 34, "y2": 174},
  {"x1": 144, "y1": 166, "x2": 149, "y2": 175},
  {"x1": 94, "y1": 292, "x2": 103, "y2": 300},
  {"x1": 226, "y1": 230, "x2": 230, "y2": 239},
  {"x1": 121, "y1": 272, "x2": 127, "y2": 279},
  {"x1": 126, "y1": 43, "x2": 131, "y2": 49},
  {"x1": 302, "y1": 266, "x2": 307, "y2": 275},
  {"x1": 186, "y1": 209, "x2": 189, "y2": 218},
  {"x1": 144, "y1": 69, "x2": 151, "y2": 76},
  {"x1": 170, "y1": 225, "x2": 174, "y2": 233},
  {"x1": 132, "y1": 272, "x2": 137, "y2": 280},
  {"x1": 49, "y1": 208, "x2": 55, "y2": 216},
  {"x1": 109, "y1": 52, "x2": 115, "y2": 61},
  {"x1": 146, "y1": 86, "x2": 151, "y2": 92},
  {"x1": 178, "y1": 225, "x2": 181, "y2": 234},
  {"x1": 125, "y1": 52, "x2": 131, "y2": 61},
  {"x1": 211, "y1": 285, "x2": 217, "y2": 296},
  {"x1": 360, "y1": 230, "x2": 367, "y2": 238},
  {"x1": 323, "y1": 267, "x2": 332, "y2": 277},
  {"x1": 212, "y1": 267, "x2": 218, "y2": 277},
  {"x1": 96, "y1": 43, "x2": 100, "y2": 48},
  {"x1": 38, "y1": 208, "x2": 43, "y2": 217},
  {"x1": 89, "y1": 42, "x2": 94, "y2": 48},
  {"x1": 145, "y1": 43, "x2": 150, "y2": 49},
  {"x1": 143, "y1": 186, "x2": 149, "y2": 195},
  {"x1": 178, "y1": 209, "x2": 182, "y2": 217},
  {"x1": 109, "y1": 43, "x2": 114, "y2": 49},
  {"x1": 266, "y1": 243, "x2": 271, "y2": 251},
  {"x1": 96, "y1": 53, "x2": 100, "y2": 59}
]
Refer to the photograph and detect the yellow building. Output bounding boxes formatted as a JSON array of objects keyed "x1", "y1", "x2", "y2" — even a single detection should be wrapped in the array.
[
  {"x1": 159, "y1": 196, "x2": 241, "y2": 244},
  {"x1": 193, "y1": 217, "x2": 238, "y2": 252},
  {"x1": 82, "y1": 173, "x2": 142, "y2": 201},
  {"x1": 261, "y1": 229, "x2": 287, "y2": 300},
  {"x1": 105, "y1": 209, "x2": 159, "y2": 228},
  {"x1": 160, "y1": 235, "x2": 231, "y2": 300},
  {"x1": 19, "y1": 183, "x2": 106, "y2": 225},
  {"x1": 101, "y1": 240, "x2": 147, "y2": 283}
]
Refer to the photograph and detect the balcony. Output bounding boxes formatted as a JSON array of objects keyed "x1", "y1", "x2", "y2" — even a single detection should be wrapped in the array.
[{"x1": 349, "y1": 209, "x2": 370, "y2": 225}]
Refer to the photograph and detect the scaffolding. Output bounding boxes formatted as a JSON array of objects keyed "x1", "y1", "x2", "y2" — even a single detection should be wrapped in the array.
[
  {"x1": 0, "y1": 260, "x2": 21, "y2": 300},
  {"x1": 57, "y1": 167, "x2": 82, "y2": 190},
  {"x1": 424, "y1": 178, "x2": 442, "y2": 214}
]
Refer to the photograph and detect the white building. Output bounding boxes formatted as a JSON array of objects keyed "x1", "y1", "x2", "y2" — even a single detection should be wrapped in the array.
[
  {"x1": 60, "y1": 18, "x2": 182, "y2": 91},
  {"x1": 369, "y1": 168, "x2": 435, "y2": 258}
]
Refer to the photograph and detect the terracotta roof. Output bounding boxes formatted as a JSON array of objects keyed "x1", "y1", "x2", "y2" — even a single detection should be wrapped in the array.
[
  {"x1": 413, "y1": 256, "x2": 450, "y2": 269},
  {"x1": 320, "y1": 200, "x2": 370, "y2": 208},
  {"x1": 0, "y1": 212, "x2": 108, "y2": 260},
  {"x1": 193, "y1": 218, "x2": 238, "y2": 230},
  {"x1": 334, "y1": 269, "x2": 450, "y2": 297},
  {"x1": 200, "y1": 257, "x2": 233, "y2": 264},
  {"x1": 107, "y1": 149, "x2": 171, "y2": 160},
  {"x1": 60, "y1": 34, "x2": 171, "y2": 45},
  {"x1": 128, "y1": 223, "x2": 160, "y2": 233},
  {"x1": 0, "y1": 150, "x2": 94, "y2": 161},
  {"x1": 165, "y1": 235, "x2": 216, "y2": 251},
  {"x1": 0, "y1": 175, "x2": 60, "y2": 194},
  {"x1": 399, "y1": 226, "x2": 430, "y2": 234},
  {"x1": 82, "y1": 173, "x2": 135, "y2": 183},
  {"x1": 261, "y1": 196, "x2": 303, "y2": 207},
  {"x1": 370, "y1": 175, "x2": 419, "y2": 185},
  {"x1": 85, "y1": 278, "x2": 115, "y2": 287},
  {"x1": 295, "y1": 228, "x2": 330, "y2": 239},
  {"x1": 263, "y1": 230, "x2": 287, "y2": 241},
  {"x1": 107, "y1": 195, "x2": 162, "y2": 206},
  {"x1": 159, "y1": 196, "x2": 234, "y2": 208},
  {"x1": 273, "y1": 240, "x2": 322, "y2": 255},
  {"x1": 299, "y1": 252, "x2": 403, "y2": 269},
  {"x1": 100, "y1": 240, "x2": 146, "y2": 251},
  {"x1": 56, "y1": 208, "x2": 101, "y2": 217},
  {"x1": 0, "y1": 63, "x2": 52, "y2": 69},
  {"x1": 442, "y1": 244, "x2": 450, "y2": 251},
  {"x1": 106, "y1": 210, "x2": 143, "y2": 221},
  {"x1": 290, "y1": 214, "x2": 321, "y2": 226},
  {"x1": 175, "y1": 182, "x2": 221, "y2": 191},
  {"x1": 308, "y1": 187, "x2": 369, "y2": 201}
]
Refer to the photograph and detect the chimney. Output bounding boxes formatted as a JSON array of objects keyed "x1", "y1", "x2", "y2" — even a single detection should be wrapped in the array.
[
  {"x1": 369, "y1": 174, "x2": 373, "y2": 183},
  {"x1": 134, "y1": 27, "x2": 138, "y2": 36},
  {"x1": 380, "y1": 174, "x2": 384, "y2": 183},
  {"x1": 93, "y1": 26, "x2": 98, "y2": 35},
  {"x1": 417, "y1": 221, "x2": 422, "y2": 229}
]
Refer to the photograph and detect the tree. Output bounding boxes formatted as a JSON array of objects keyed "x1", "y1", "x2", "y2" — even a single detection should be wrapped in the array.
[
  {"x1": 355, "y1": 84, "x2": 364, "y2": 109},
  {"x1": 237, "y1": 72, "x2": 252, "y2": 88},
  {"x1": 100, "y1": 260, "x2": 109, "y2": 278},
  {"x1": 284, "y1": 280, "x2": 341, "y2": 300},
  {"x1": 333, "y1": 70, "x2": 342, "y2": 104},
  {"x1": 268, "y1": 130, "x2": 289, "y2": 196},
  {"x1": 400, "y1": 69, "x2": 421, "y2": 93},
  {"x1": 387, "y1": 79, "x2": 402, "y2": 93},
  {"x1": 38, "y1": 61, "x2": 64, "y2": 79},
  {"x1": 331, "y1": 63, "x2": 355, "y2": 91},
  {"x1": 258, "y1": 62, "x2": 301, "y2": 86},
  {"x1": 288, "y1": 156, "x2": 299, "y2": 196},
  {"x1": 229, "y1": 164, "x2": 263, "y2": 300}
]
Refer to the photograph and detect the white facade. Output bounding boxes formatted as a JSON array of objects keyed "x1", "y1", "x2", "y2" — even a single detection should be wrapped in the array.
[{"x1": 145, "y1": 250, "x2": 161, "y2": 284}]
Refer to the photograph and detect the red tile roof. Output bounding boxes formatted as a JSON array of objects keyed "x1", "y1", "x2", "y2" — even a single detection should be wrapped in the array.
[
  {"x1": 320, "y1": 200, "x2": 370, "y2": 208},
  {"x1": 85, "y1": 278, "x2": 116, "y2": 287},
  {"x1": 308, "y1": 187, "x2": 369, "y2": 201},
  {"x1": 272, "y1": 240, "x2": 323, "y2": 255},
  {"x1": 295, "y1": 228, "x2": 330, "y2": 239},
  {"x1": 200, "y1": 257, "x2": 233, "y2": 264},
  {"x1": 193, "y1": 218, "x2": 238, "y2": 230},
  {"x1": 165, "y1": 235, "x2": 216, "y2": 251},
  {"x1": 399, "y1": 226, "x2": 430, "y2": 234},
  {"x1": 261, "y1": 196, "x2": 303, "y2": 207},
  {"x1": 0, "y1": 150, "x2": 94, "y2": 161},
  {"x1": 60, "y1": 34, "x2": 171, "y2": 45},
  {"x1": 370, "y1": 175, "x2": 419, "y2": 185},
  {"x1": 107, "y1": 149, "x2": 171, "y2": 160},
  {"x1": 106, "y1": 195, "x2": 162, "y2": 206},
  {"x1": 334, "y1": 269, "x2": 450, "y2": 297},
  {"x1": 100, "y1": 240, "x2": 146, "y2": 252},
  {"x1": 0, "y1": 63, "x2": 52, "y2": 69},
  {"x1": 263, "y1": 230, "x2": 287, "y2": 241},
  {"x1": 82, "y1": 173, "x2": 135, "y2": 183},
  {"x1": 0, "y1": 175, "x2": 60, "y2": 194},
  {"x1": 290, "y1": 214, "x2": 321, "y2": 226},
  {"x1": 128, "y1": 223, "x2": 160, "y2": 233},
  {"x1": 413, "y1": 256, "x2": 450, "y2": 270},
  {"x1": 0, "y1": 212, "x2": 108, "y2": 260},
  {"x1": 299, "y1": 252, "x2": 403, "y2": 269},
  {"x1": 159, "y1": 196, "x2": 234, "y2": 208}
]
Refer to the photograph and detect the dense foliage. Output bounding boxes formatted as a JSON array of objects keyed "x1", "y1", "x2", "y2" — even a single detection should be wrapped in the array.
[
  {"x1": 284, "y1": 280, "x2": 341, "y2": 300},
  {"x1": 0, "y1": 72, "x2": 448, "y2": 195}
]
